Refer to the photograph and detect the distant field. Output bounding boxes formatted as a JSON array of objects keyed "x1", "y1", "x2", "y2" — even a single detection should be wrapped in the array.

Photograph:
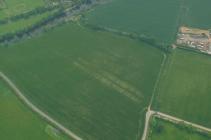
[
  {"x1": 0, "y1": 0, "x2": 45, "y2": 19},
  {"x1": 153, "y1": 48, "x2": 211, "y2": 128},
  {"x1": 182, "y1": 0, "x2": 211, "y2": 29},
  {"x1": 85, "y1": 0, "x2": 182, "y2": 44},
  {"x1": 148, "y1": 117, "x2": 211, "y2": 140},
  {"x1": 0, "y1": 79, "x2": 70, "y2": 140},
  {"x1": 0, "y1": 23, "x2": 164, "y2": 140},
  {"x1": 0, "y1": 11, "x2": 52, "y2": 36}
]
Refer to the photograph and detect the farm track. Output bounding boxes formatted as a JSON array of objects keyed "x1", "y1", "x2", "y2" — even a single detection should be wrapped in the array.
[
  {"x1": 141, "y1": 52, "x2": 211, "y2": 140},
  {"x1": 154, "y1": 111, "x2": 211, "y2": 133},
  {"x1": 0, "y1": 71, "x2": 83, "y2": 140},
  {"x1": 141, "y1": 109, "x2": 211, "y2": 140}
]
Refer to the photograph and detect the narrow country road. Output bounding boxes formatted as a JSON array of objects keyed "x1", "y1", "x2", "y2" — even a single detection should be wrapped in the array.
[{"x1": 0, "y1": 71, "x2": 83, "y2": 140}]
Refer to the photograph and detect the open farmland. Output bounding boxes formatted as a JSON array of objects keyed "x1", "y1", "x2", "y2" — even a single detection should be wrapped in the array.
[
  {"x1": 181, "y1": 0, "x2": 211, "y2": 29},
  {"x1": 148, "y1": 117, "x2": 211, "y2": 140},
  {"x1": 0, "y1": 23, "x2": 164, "y2": 140},
  {"x1": 85, "y1": 0, "x2": 182, "y2": 44},
  {"x1": 0, "y1": 0, "x2": 45, "y2": 19},
  {"x1": 153, "y1": 48, "x2": 211, "y2": 129},
  {"x1": 0, "y1": 79, "x2": 70, "y2": 140},
  {"x1": 0, "y1": 11, "x2": 53, "y2": 36}
]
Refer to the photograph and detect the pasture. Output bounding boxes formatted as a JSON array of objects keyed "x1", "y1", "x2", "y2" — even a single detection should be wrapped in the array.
[
  {"x1": 85, "y1": 0, "x2": 182, "y2": 44},
  {"x1": 153, "y1": 48, "x2": 211, "y2": 128},
  {"x1": 0, "y1": 0, "x2": 45, "y2": 19},
  {"x1": 148, "y1": 117, "x2": 211, "y2": 140},
  {"x1": 0, "y1": 23, "x2": 164, "y2": 140},
  {"x1": 0, "y1": 79, "x2": 70, "y2": 140}
]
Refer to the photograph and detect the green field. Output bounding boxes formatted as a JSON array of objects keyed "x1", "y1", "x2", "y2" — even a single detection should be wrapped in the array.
[
  {"x1": 0, "y1": 79, "x2": 70, "y2": 140},
  {"x1": 0, "y1": 0, "x2": 45, "y2": 19},
  {"x1": 181, "y1": 0, "x2": 211, "y2": 29},
  {"x1": 153, "y1": 48, "x2": 211, "y2": 128},
  {"x1": 85, "y1": 0, "x2": 182, "y2": 44},
  {"x1": 148, "y1": 117, "x2": 211, "y2": 140},
  {"x1": 0, "y1": 23, "x2": 164, "y2": 140},
  {"x1": 0, "y1": 11, "x2": 52, "y2": 36}
]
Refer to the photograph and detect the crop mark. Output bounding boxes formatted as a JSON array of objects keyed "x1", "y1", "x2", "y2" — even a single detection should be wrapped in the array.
[{"x1": 73, "y1": 59, "x2": 143, "y2": 103}]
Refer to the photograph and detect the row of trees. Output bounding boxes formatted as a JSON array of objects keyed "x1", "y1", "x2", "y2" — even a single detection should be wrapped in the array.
[
  {"x1": 0, "y1": 0, "x2": 97, "y2": 44},
  {"x1": 0, "y1": 9, "x2": 66, "y2": 44},
  {"x1": 83, "y1": 23, "x2": 172, "y2": 53},
  {"x1": 0, "y1": 5, "x2": 60, "y2": 25},
  {"x1": 0, "y1": 0, "x2": 108, "y2": 44}
]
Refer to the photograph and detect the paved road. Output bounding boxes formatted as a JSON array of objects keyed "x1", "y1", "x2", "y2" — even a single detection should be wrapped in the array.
[{"x1": 0, "y1": 71, "x2": 83, "y2": 140}]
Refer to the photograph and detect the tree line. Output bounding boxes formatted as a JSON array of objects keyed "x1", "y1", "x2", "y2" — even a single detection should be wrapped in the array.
[
  {"x1": 0, "y1": 9, "x2": 66, "y2": 44},
  {"x1": 0, "y1": 5, "x2": 60, "y2": 25},
  {"x1": 83, "y1": 23, "x2": 172, "y2": 53}
]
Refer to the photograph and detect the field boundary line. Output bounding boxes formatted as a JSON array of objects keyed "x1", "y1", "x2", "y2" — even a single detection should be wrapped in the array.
[
  {"x1": 0, "y1": 71, "x2": 83, "y2": 140},
  {"x1": 142, "y1": 51, "x2": 178, "y2": 140},
  {"x1": 140, "y1": 53, "x2": 166, "y2": 140},
  {"x1": 141, "y1": 109, "x2": 211, "y2": 140},
  {"x1": 149, "y1": 53, "x2": 167, "y2": 108}
]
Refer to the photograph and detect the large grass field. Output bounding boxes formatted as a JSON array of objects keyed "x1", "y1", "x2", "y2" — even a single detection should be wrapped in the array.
[
  {"x1": 84, "y1": 0, "x2": 182, "y2": 44},
  {"x1": 153, "y1": 48, "x2": 211, "y2": 128},
  {"x1": 0, "y1": 0, "x2": 45, "y2": 19},
  {"x1": 181, "y1": 0, "x2": 211, "y2": 29},
  {"x1": 0, "y1": 23, "x2": 164, "y2": 140},
  {"x1": 0, "y1": 79, "x2": 70, "y2": 140},
  {"x1": 148, "y1": 117, "x2": 211, "y2": 140}
]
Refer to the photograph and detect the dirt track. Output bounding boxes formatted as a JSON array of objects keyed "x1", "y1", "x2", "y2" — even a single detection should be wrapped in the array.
[
  {"x1": 0, "y1": 71, "x2": 83, "y2": 140},
  {"x1": 141, "y1": 52, "x2": 211, "y2": 140},
  {"x1": 155, "y1": 111, "x2": 211, "y2": 133},
  {"x1": 141, "y1": 109, "x2": 211, "y2": 140},
  {"x1": 1, "y1": 70, "x2": 211, "y2": 140},
  {"x1": 141, "y1": 108, "x2": 154, "y2": 140}
]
